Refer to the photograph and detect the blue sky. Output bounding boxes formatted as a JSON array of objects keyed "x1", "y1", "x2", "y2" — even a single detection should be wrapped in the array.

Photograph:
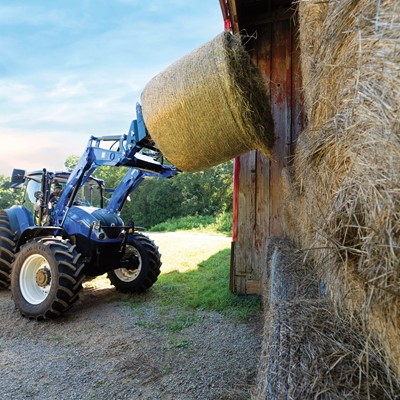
[{"x1": 0, "y1": 0, "x2": 223, "y2": 176}]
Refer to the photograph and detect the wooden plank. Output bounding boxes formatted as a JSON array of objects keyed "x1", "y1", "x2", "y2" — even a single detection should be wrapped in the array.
[
  {"x1": 245, "y1": 280, "x2": 262, "y2": 295},
  {"x1": 249, "y1": 24, "x2": 273, "y2": 285},
  {"x1": 253, "y1": 151, "x2": 270, "y2": 282},
  {"x1": 237, "y1": 276, "x2": 247, "y2": 294},
  {"x1": 270, "y1": 19, "x2": 292, "y2": 236},
  {"x1": 254, "y1": 23, "x2": 272, "y2": 247},
  {"x1": 228, "y1": 0, "x2": 240, "y2": 32},
  {"x1": 252, "y1": 24, "x2": 272, "y2": 97},
  {"x1": 236, "y1": 151, "x2": 257, "y2": 275}
]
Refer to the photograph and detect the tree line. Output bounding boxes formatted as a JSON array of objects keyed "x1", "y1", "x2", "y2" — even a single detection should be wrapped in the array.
[{"x1": 89, "y1": 158, "x2": 234, "y2": 229}]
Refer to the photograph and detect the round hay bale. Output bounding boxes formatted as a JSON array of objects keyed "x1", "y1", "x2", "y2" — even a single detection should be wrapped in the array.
[{"x1": 141, "y1": 31, "x2": 274, "y2": 172}]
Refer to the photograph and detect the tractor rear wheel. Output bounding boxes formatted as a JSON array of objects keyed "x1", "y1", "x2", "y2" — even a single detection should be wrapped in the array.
[
  {"x1": 11, "y1": 237, "x2": 85, "y2": 320},
  {"x1": 107, "y1": 233, "x2": 161, "y2": 293},
  {"x1": 0, "y1": 211, "x2": 16, "y2": 289}
]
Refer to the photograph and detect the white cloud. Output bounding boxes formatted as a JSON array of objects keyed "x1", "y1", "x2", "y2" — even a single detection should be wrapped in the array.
[
  {"x1": 0, "y1": 80, "x2": 36, "y2": 103},
  {"x1": 48, "y1": 79, "x2": 87, "y2": 99},
  {"x1": 0, "y1": 127, "x2": 80, "y2": 175}
]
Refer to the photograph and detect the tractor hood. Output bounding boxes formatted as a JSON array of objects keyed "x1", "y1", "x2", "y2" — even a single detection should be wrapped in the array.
[{"x1": 63, "y1": 206, "x2": 124, "y2": 240}]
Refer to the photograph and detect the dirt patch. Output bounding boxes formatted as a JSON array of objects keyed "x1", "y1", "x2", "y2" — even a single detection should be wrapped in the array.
[{"x1": 0, "y1": 279, "x2": 261, "y2": 399}]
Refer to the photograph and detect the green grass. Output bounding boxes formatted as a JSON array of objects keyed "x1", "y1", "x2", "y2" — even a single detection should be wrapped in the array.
[
  {"x1": 116, "y1": 247, "x2": 260, "y2": 325},
  {"x1": 98, "y1": 232, "x2": 260, "y2": 332},
  {"x1": 155, "y1": 249, "x2": 260, "y2": 321},
  {"x1": 149, "y1": 212, "x2": 232, "y2": 235},
  {"x1": 166, "y1": 314, "x2": 203, "y2": 332}
]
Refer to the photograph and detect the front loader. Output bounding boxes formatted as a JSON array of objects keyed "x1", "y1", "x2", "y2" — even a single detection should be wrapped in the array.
[{"x1": 0, "y1": 104, "x2": 178, "y2": 320}]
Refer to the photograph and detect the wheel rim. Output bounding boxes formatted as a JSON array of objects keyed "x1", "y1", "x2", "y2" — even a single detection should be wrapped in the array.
[
  {"x1": 19, "y1": 254, "x2": 51, "y2": 304},
  {"x1": 114, "y1": 247, "x2": 142, "y2": 282}
]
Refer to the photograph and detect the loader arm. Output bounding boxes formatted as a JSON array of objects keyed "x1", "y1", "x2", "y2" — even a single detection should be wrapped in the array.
[{"x1": 53, "y1": 103, "x2": 178, "y2": 225}]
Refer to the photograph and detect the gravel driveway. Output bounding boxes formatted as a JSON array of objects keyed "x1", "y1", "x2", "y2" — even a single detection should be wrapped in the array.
[{"x1": 0, "y1": 233, "x2": 262, "y2": 400}]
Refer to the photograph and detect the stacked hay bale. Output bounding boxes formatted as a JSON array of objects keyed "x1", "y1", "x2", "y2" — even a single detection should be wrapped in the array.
[
  {"x1": 255, "y1": 239, "x2": 400, "y2": 399},
  {"x1": 282, "y1": 0, "x2": 400, "y2": 380},
  {"x1": 141, "y1": 31, "x2": 274, "y2": 172}
]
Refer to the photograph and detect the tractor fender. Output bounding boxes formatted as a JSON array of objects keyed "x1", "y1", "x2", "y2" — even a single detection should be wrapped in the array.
[
  {"x1": 4, "y1": 205, "x2": 34, "y2": 238},
  {"x1": 4, "y1": 206, "x2": 63, "y2": 250},
  {"x1": 16, "y1": 226, "x2": 64, "y2": 250}
]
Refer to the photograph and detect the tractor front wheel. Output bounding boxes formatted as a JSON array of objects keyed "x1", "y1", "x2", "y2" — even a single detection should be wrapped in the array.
[
  {"x1": 11, "y1": 237, "x2": 85, "y2": 320},
  {"x1": 107, "y1": 233, "x2": 161, "y2": 293},
  {"x1": 0, "y1": 211, "x2": 16, "y2": 289}
]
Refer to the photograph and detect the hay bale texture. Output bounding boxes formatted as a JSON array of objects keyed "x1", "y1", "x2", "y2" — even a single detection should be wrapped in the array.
[
  {"x1": 141, "y1": 31, "x2": 274, "y2": 172},
  {"x1": 282, "y1": 0, "x2": 400, "y2": 378},
  {"x1": 257, "y1": 300, "x2": 400, "y2": 400},
  {"x1": 255, "y1": 239, "x2": 400, "y2": 399}
]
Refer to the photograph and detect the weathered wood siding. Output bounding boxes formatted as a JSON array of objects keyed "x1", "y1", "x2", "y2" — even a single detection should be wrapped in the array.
[{"x1": 231, "y1": 14, "x2": 305, "y2": 295}]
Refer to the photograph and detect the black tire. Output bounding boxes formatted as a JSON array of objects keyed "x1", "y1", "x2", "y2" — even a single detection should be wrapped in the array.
[
  {"x1": 0, "y1": 211, "x2": 16, "y2": 289},
  {"x1": 11, "y1": 237, "x2": 85, "y2": 320},
  {"x1": 107, "y1": 233, "x2": 161, "y2": 293}
]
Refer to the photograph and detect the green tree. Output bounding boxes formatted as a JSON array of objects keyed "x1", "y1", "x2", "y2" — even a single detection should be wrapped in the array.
[
  {"x1": 64, "y1": 155, "x2": 80, "y2": 172},
  {"x1": 124, "y1": 161, "x2": 233, "y2": 228},
  {"x1": 0, "y1": 175, "x2": 23, "y2": 210},
  {"x1": 176, "y1": 162, "x2": 233, "y2": 216}
]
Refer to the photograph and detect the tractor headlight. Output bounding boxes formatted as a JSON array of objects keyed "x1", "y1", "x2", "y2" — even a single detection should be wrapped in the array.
[{"x1": 93, "y1": 221, "x2": 101, "y2": 231}]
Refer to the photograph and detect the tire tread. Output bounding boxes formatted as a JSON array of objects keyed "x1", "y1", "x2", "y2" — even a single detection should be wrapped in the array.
[
  {"x1": 107, "y1": 233, "x2": 161, "y2": 294},
  {"x1": 0, "y1": 211, "x2": 16, "y2": 289},
  {"x1": 11, "y1": 237, "x2": 85, "y2": 320}
]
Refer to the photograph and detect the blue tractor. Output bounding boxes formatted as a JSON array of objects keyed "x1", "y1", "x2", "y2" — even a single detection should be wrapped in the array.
[{"x1": 0, "y1": 104, "x2": 178, "y2": 320}]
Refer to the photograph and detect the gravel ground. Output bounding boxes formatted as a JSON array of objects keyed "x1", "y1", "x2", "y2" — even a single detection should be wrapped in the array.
[{"x1": 0, "y1": 237, "x2": 262, "y2": 400}]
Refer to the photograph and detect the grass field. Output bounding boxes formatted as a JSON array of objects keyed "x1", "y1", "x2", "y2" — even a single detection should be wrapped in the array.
[
  {"x1": 148, "y1": 232, "x2": 231, "y2": 274},
  {"x1": 86, "y1": 232, "x2": 260, "y2": 324},
  {"x1": 148, "y1": 212, "x2": 232, "y2": 235}
]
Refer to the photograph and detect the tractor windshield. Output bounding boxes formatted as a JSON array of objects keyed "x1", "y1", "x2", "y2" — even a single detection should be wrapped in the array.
[
  {"x1": 73, "y1": 180, "x2": 103, "y2": 207},
  {"x1": 24, "y1": 178, "x2": 42, "y2": 216},
  {"x1": 49, "y1": 175, "x2": 103, "y2": 209},
  {"x1": 22, "y1": 171, "x2": 104, "y2": 226}
]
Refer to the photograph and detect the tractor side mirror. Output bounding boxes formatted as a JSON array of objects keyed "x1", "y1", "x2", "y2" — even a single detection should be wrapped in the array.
[{"x1": 10, "y1": 169, "x2": 26, "y2": 189}]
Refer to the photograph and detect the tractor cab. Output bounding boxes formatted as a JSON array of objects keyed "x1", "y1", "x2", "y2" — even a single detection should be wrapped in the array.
[{"x1": 11, "y1": 169, "x2": 105, "y2": 227}]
